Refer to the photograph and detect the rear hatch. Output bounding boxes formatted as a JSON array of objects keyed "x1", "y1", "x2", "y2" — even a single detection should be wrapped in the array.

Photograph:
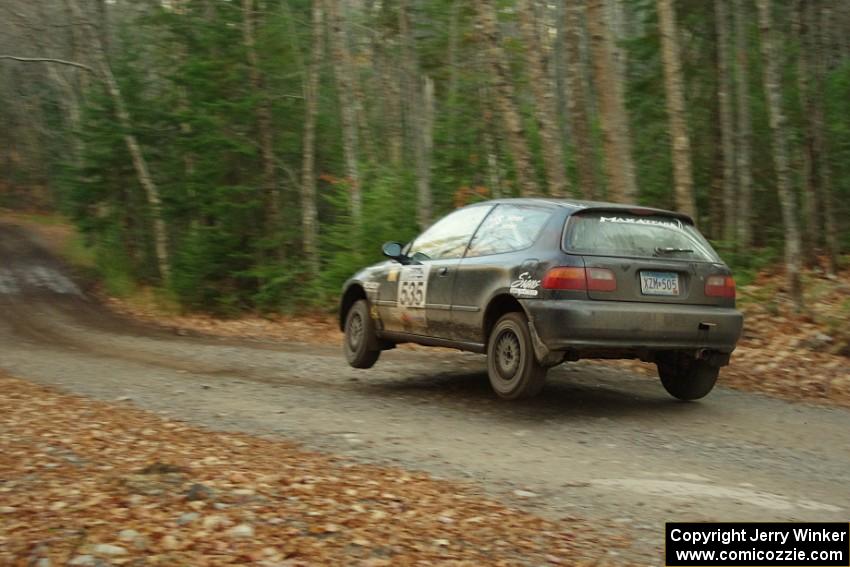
[{"x1": 563, "y1": 209, "x2": 733, "y2": 307}]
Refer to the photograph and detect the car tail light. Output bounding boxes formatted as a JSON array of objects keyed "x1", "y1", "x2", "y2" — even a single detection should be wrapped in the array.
[
  {"x1": 705, "y1": 275, "x2": 735, "y2": 298},
  {"x1": 586, "y1": 268, "x2": 617, "y2": 291},
  {"x1": 542, "y1": 267, "x2": 587, "y2": 290},
  {"x1": 542, "y1": 267, "x2": 618, "y2": 292}
]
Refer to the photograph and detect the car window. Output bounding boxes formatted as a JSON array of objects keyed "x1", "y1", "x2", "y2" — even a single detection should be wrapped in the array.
[
  {"x1": 466, "y1": 205, "x2": 553, "y2": 257},
  {"x1": 565, "y1": 212, "x2": 721, "y2": 262},
  {"x1": 408, "y1": 205, "x2": 493, "y2": 261}
]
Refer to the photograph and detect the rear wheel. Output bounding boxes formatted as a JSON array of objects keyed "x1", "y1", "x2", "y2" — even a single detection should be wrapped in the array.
[
  {"x1": 344, "y1": 299, "x2": 381, "y2": 369},
  {"x1": 487, "y1": 312, "x2": 547, "y2": 400},
  {"x1": 657, "y1": 354, "x2": 719, "y2": 401}
]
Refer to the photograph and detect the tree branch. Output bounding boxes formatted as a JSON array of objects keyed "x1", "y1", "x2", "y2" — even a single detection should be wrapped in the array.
[{"x1": 0, "y1": 55, "x2": 95, "y2": 73}]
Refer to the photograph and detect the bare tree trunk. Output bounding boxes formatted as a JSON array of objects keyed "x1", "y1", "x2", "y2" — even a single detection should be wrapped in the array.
[
  {"x1": 756, "y1": 0, "x2": 804, "y2": 310},
  {"x1": 64, "y1": 76, "x2": 84, "y2": 168},
  {"x1": 842, "y1": 1, "x2": 850, "y2": 62},
  {"x1": 554, "y1": 1, "x2": 571, "y2": 152},
  {"x1": 484, "y1": 127, "x2": 503, "y2": 199},
  {"x1": 715, "y1": 0, "x2": 736, "y2": 242},
  {"x1": 446, "y1": 0, "x2": 461, "y2": 149},
  {"x1": 343, "y1": 7, "x2": 376, "y2": 168},
  {"x1": 383, "y1": 62, "x2": 404, "y2": 167},
  {"x1": 585, "y1": 0, "x2": 637, "y2": 203},
  {"x1": 476, "y1": 1, "x2": 541, "y2": 197},
  {"x1": 815, "y1": 0, "x2": 839, "y2": 275},
  {"x1": 795, "y1": 0, "x2": 818, "y2": 262},
  {"x1": 564, "y1": 0, "x2": 597, "y2": 199},
  {"x1": 105, "y1": 68, "x2": 171, "y2": 283},
  {"x1": 399, "y1": 0, "x2": 433, "y2": 228},
  {"x1": 242, "y1": 0, "x2": 281, "y2": 252},
  {"x1": 362, "y1": 1, "x2": 391, "y2": 167},
  {"x1": 413, "y1": 76, "x2": 435, "y2": 229},
  {"x1": 605, "y1": 0, "x2": 628, "y2": 79},
  {"x1": 326, "y1": 0, "x2": 362, "y2": 225},
  {"x1": 518, "y1": 0, "x2": 569, "y2": 196},
  {"x1": 301, "y1": 0, "x2": 323, "y2": 279},
  {"x1": 823, "y1": 0, "x2": 841, "y2": 70},
  {"x1": 657, "y1": 0, "x2": 696, "y2": 217},
  {"x1": 170, "y1": 3, "x2": 195, "y2": 180},
  {"x1": 733, "y1": 0, "x2": 753, "y2": 250},
  {"x1": 177, "y1": 86, "x2": 195, "y2": 178},
  {"x1": 96, "y1": 0, "x2": 110, "y2": 54},
  {"x1": 478, "y1": 52, "x2": 503, "y2": 199},
  {"x1": 66, "y1": 0, "x2": 90, "y2": 95},
  {"x1": 66, "y1": 0, "x2": 170, "y2": 283}
]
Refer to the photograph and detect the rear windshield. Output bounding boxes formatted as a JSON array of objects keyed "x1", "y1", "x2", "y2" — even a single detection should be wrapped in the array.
[{"x1": 565, "y1": 212, "x2": 721, "y2": 262}]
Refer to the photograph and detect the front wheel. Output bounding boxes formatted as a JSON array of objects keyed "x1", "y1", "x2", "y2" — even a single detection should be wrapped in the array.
[
  {"x1": 657, "y1": 354, "x2": 719, "y2": 401},
  {"x1": 486, "y1": 312, "x2": 547, "y2": 400},
  {"x1": 344, "y1": 299, "x2": 381, "y2": 369}
]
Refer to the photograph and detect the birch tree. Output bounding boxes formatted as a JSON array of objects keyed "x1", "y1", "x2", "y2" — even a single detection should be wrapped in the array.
[
  {"x1": 326, "y1": 0, "x2": 362, "y2": 226},
  {"x1": 715, "y1": 0, "x2": 736, "y2": 241},
  {"x1": 301, "y1": 0, "x2": 323, "y2": 278},
  {"x1": 657, "y1": 0, "x2": 696, "y2": 218},
  {"x1": 67, "y1": 0, "x2": 171, "y2": 282},
  {"x1": 242, "y1": 0, "x2": 281, "y2": 252},
  {"x1": 414, "y1": 76, "x2": 435, "y2": 228},
  {"x1": 585, "y1": 0, "x2": 637, "y2": 203},
  {"x1": 794, "y1": 0, "x2": 818, "y2": 258},
  {"x1": 563, "y1": 0, "x2": 597, "y2": 199},
  {"x1": 733, "y1": 0, "x2": 754, "y2": 249},
  {"x1": 476, "y1": 1, "x2": 541, "y2": 197},
  {"x1": 517, "y1": 0, "x2": 569, "y2": 196},
  {"x1": 399, "y1": 0, "x2": 434, "y2": 228},
  {"x1": 814, "y1": 0, "x2": 839, "y2": 275},
  {"x1": 756, "y1": 0, "x2": 804, "y2": 310}
]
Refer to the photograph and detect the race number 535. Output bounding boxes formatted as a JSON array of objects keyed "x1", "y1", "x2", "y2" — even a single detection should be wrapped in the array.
[
  {"x1": 397, "y1": 265, "x2": 429, "y2": 309},
  {"x1": 399, "y1": 280, "x2": 425, "y2": 308}
]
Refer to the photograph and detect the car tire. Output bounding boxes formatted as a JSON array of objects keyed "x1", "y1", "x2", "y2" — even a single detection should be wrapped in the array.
[
  {"x1": 487, "y1": 312, "x2": 547, "y2": 400},
  {"x1": 344, "y1": 299, "x2": 381, "y2": 369},
  {"x1": 657, "y1": 354, "x2": 719, "y2": 401}
]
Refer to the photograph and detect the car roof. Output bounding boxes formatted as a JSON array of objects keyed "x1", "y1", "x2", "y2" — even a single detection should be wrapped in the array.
[{"x1": 470, "y1": 198, "x2": 694, "y2": 224}]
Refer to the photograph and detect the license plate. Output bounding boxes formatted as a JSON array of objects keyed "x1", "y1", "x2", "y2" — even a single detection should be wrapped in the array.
[{"x1": 640, "y1": 271, "x2": 680, "y2": 296}]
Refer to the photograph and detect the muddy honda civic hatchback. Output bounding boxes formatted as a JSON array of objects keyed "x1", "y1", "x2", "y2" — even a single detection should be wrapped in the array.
[{"x1": 340, "y1": 199, "x2": 743, "y2": 400}]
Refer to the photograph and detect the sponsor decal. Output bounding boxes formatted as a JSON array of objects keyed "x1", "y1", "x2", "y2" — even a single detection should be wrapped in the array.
[
  {"x1": 387, "y1": 268, "x2": 399, "y2": 282},
  {"x1": 363, "y1": 281, "x2": 380, "y2": 293},
  {"x1": 599, "y1": 215, "x2": 682, "y2": 229},
  {"x1": 510, "y1": 272, "x2": 540, "y2": 298}
]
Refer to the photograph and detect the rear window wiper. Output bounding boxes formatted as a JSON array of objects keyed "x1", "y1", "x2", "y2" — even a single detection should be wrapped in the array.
[{"x1": 654, "y1": 247, "x2": 693, "y2": 256}]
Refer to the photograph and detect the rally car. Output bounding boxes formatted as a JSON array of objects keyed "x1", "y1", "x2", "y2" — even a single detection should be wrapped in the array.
[{"x1": 340, "y1": 199, "x2": 743, "y2": 400}]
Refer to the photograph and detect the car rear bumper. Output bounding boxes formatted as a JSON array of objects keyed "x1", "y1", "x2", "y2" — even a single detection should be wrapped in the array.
[{"x1": 524, "y1": 299, "x2": 743, "y2": 357}]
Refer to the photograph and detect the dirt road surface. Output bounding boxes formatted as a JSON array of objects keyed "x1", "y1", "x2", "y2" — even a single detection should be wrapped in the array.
[{"x1": 2, "y1": 222, "x2": 849, "y2": 563}]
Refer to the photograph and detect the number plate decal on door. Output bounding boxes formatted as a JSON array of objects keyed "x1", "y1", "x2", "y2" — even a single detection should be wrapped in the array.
[
  {"x1": 640, "y1": 271, "x2": 680, "y2": 296},
  {"x1": 397, "y1": 264, "x2": 430, "y2": 308}
]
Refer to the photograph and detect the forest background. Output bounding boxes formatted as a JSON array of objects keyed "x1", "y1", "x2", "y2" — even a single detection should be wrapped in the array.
[{"x1": 1, "y1": 0, "x2": 848, "y2": 316}]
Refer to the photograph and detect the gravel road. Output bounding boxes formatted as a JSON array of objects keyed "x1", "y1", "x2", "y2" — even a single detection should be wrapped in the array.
[{"x1": 2, "y1": 222, "x2": 848, "y2": 563}]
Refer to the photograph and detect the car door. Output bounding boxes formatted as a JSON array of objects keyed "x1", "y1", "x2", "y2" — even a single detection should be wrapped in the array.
[
  {"x1": 451, "y1": 204, "x2": 556, "y2": 342},
  {"x1": 381, "y1": 205, "x2": 493, "y2": 338}
]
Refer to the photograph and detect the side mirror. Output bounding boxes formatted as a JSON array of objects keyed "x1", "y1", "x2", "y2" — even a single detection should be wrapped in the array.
[{"x1": 382, "y1": 241, "x2": 406, "y2": 262}]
